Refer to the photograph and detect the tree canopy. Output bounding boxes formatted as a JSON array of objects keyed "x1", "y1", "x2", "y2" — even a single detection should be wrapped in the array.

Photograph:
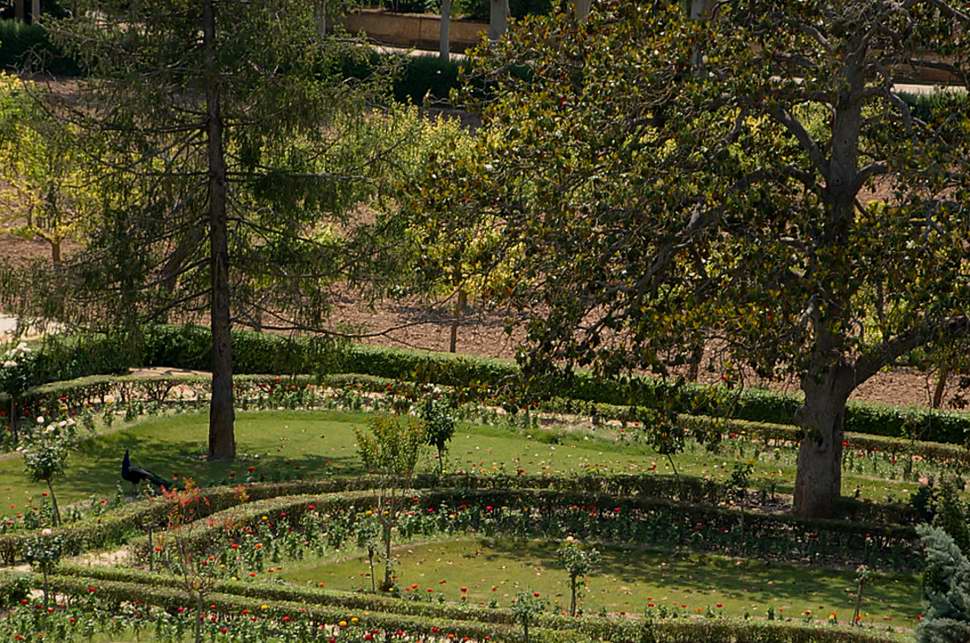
[{"x1": 412, "y1": 0, "x2": 970, "y2": 517}]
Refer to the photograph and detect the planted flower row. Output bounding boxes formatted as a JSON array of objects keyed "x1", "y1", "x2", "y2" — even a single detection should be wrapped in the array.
[
  {"x1": 25, "y1": 571, "x2": 902, "y2": 643},
  {"x1": 130, "y1": 489, "x2": 922, "y2": 575}
]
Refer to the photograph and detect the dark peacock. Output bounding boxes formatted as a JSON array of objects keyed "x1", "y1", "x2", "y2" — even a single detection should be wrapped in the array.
[{"x1": 121, "y1": 449, "x2": 178, "y2": 491}]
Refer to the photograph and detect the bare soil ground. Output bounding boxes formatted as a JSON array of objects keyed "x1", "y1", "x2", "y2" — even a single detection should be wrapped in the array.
[{"x1": 3, "y1": 221, "x2": 966, "y2": 412}]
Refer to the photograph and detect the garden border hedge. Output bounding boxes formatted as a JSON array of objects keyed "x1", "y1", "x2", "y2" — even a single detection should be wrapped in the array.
[
  {"x1": 11, "y1": 367, "x2": 970, "y2": 468},
  {"x1": 6, "y1": 324, "x2": 966, "y2": 445},
  {"x1": 0, "y1": 476, "x2": 922, "y2": 568},
  {"x1": 51, "y1": 564, "x2": 904, "y2": 643}
]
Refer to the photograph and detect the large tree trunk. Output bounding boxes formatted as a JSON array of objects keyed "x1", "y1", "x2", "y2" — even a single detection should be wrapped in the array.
[
  {"x1": 31, "y1": 0, "x2": 40, "y2": 23},
  {"x1": 488, "y1": 0, "x2": 508, "y2": 41},
  {"x1": 203, "y1": 0, "x2": 235, "y2": 461},
  {"x1": 793, "y1": 370, "x2": 852, "y2": 518},
  {"x1": 15, "y1": 0, "x2": 25, "y2": 22},
  {"x1": 439, "y1": 0, "x2": 452, "y2": 61}
]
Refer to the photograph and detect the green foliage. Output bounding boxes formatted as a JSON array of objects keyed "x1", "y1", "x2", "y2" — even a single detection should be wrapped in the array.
[
  {"x1": 419, "y1": 393, "x2": 457, "y2": 472},
  {"x1": 355, "y1": 414, "x2": 428, "y2": 482},
  {"x1": 0, "y1": 572, "x2": 29, "y2": 608},
  {"x1": 0, "y1": 20, "x2": 81, "y2": 75},
  {"x1": 512, "y1": 591, "x2": 546, "y2": 641},
  {"x1": 917, "y1": 524, "x2": 970, "y2": 643},
  {"x1": 454, "y1": 0, "x2": 553, "y2": 20}
]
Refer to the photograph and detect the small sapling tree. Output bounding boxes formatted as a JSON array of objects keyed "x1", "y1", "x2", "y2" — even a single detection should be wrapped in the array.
[
  {"x1": 354, "y1": 414, "x2": 427, "y2": 591},
  {"x1": 23, "y1": 528, "x2": 63, "y2": 607},
  {"x1": 557, "y1": 537, "x2": 600, "y2": 617},
  {"x1": 356, "y1": 514, "x2": 382, "y2": 593},
  {"x1": 420, "y1": 392, "x2": 457, "y2": 475},
  {"x1": 20, "y1": 418, "x2": 75, "y2": 526}
]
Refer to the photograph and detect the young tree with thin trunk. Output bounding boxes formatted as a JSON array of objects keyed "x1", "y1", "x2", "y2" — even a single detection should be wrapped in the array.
[{"x1": 414, "y1": 0, "x2": 970, "y2": 518}]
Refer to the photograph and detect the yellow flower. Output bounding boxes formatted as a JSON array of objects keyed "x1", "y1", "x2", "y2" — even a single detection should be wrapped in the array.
[
  {"x1": 338, "y1": 620, "x2": 347, "y2": 628},
  {"x1": 260, "y1": 604, "x2": 269, "y2": 611},
  {"x1": 351, "y1": 616, "x2": 359, "y2": 624}
]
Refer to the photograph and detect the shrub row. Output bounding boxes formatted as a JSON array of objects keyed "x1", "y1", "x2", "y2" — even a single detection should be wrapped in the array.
[
  {"x1": 45, "y1": 574, "x2": 524, "y2": 642},
  {"x1": 0, "y1": 571, "x2": 29, "y2": 608},
  {"x1": 9, "y1": 323, "x2": 969, "y2": 448},
  {"x1": 53, "y1": 565, "x2": 901, "y2": 643},
  {"x1": 140, "y1": 325, "x2": 970, "y2": 446},
  {"x1": 12, "y1": 367, "x2": 970, "y2": 471},
  {"x1": 126, "y1": 486, "x2": 922, "y2": 572}
]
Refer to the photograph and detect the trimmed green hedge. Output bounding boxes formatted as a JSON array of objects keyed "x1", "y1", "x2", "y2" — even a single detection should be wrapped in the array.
[
  {"x1": 0, "y1": 571, "x2": 29, "y2": 608},
  {"x1": 138, "y1": 325, "x2": 970, "y2": 445},
  {"x1": 6, "y1": 324, "x2": 970, "y2": 446},
  {"x1": 0, "y1": 475, "x2": 921, "y2": 568},
  {"x1": 54, "y1": 565, "x2": 902, "y2": 643}
]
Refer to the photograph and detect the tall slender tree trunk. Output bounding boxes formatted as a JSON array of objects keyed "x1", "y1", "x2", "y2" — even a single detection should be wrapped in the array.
[
  {"x1": 932, "y1": 366, "x2": 949, "y2": 408},
  {"x1": 315, "y1": 0, "x2": 327, "y2": 39},
  {"x1": 50, "y1": 241, "x2": 61, "y2": 266},
  {"x1": 439, "y1": 0, "x2": 452, "y2": 61},
  {"x1": 574, "y1": 0, "x2": 591, "y2": 21},
  {"x1": 793, "y1": 369, "x2": 852, "y2": 518},
  {"x1": 203, "y1": 0, "x2": 235, "y2": 461},
  {"x1": 31, "y1": 0, "x2": 40, "y2": 23},
  {"x1": 489, "y1": 0, "x2": 508, "y2": 41},
  {"x1": 15, "y1": 0, "x2": 25, "y2": 22},
  {"x1": 448, "y1": 289, "x2": 465, "y2": 353}
]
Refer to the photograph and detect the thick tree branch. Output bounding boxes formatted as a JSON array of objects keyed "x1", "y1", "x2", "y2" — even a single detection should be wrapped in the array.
[{"x1": 853, "y1": 316, "x2": 970, "y2": 387}]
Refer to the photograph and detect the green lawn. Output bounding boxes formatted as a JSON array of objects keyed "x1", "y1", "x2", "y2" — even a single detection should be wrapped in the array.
[
  {"x1": 0, "y1": 409, "x2": 927, "y2": 516},
  {"x1": 277, "y1": 536, "x2": 920, "y2": 630}
]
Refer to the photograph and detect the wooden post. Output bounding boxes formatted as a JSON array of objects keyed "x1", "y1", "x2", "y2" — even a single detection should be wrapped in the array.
[
  {"x1": 574, "y1": 0, "x2": 591, "y2": 21},
  {"x1": 439, "y1": 0, "x2": 452, "y2": 61},
  {"x1": 489, "y1": 0, "x2": 508, "y2": 41}
]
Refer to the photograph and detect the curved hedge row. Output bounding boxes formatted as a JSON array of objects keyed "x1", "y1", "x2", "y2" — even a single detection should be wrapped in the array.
[
  {"x1": 0, "y1": 475, "x2": 922, "y2": 569},
  {"x1": 51, "y1": 565, "x2": 902, "y2": 643},
  {"x1": 6, "y1": 324, "x2": 967, "y2": 445},
  {"x1": 159, "y1": 326, "x2": 970, "y2": 444},
  {"x1": 123, "y1": 487, "x2": 922, "y2": 572}
]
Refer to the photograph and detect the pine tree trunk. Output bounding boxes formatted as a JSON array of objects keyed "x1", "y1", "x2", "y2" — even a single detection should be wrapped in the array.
[
  {"x1": 439, "y1": 0, "x2": 451, "y2": 61},
  {"x1": 203, "y1": 0, "x2": 235, "y2": 461},
  {"x1": 793, "y1": 372, "x2": 851, "y2": 518}
]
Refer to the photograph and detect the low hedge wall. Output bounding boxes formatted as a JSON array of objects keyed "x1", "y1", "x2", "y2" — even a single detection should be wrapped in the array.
[
  {"x1": 53, "y1": 565, "x2": 902, "y2": 643},
  {"x1": 7, "y1": 325, "x2": 970, "y2": 445},
  {"x1": 12, "y1": 365, "x2": 970, "y2": 469},
  {"x1": 123, "y1": 486, "x2": 922, "y2": 572},
  {"x1": 142, "y1": 326, "x2": 970, "y2": 446},
  {"x1": 0, "y1": 570, "x2": 29, "y2": 608}
]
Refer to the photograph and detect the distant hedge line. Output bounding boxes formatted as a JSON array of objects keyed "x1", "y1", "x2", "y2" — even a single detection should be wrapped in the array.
[
  {"x1": 0, "y1": 21, "x2": 460, "y2": 104},
  {"x1": 4, "y1": 324, "x2": 970, "y2": 446},
  {"x1": 140, "y1": 324, "x2": 970, "y2": 445}
]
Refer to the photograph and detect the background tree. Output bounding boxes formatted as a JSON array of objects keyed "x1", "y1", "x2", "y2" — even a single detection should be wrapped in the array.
[
  {"x1": 414, "y1": 0, "x2": 970, "y2": 518},
  {"x1": 0, "y1": 74, "x2": 96, "y2": 265},
  {"x1": 14, "y1": 0, "x2": 420, "y2": 461}
]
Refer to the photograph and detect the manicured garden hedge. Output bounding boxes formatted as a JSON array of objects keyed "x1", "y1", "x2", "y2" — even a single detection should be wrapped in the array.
[
  {"x1": 53, "y1": 565, "x2": 902, "y2": 643},
  {"x1": 141, "y1": 325, "x2": 970, "y2": 445},
  {"x1": 5, "y1": 324, "x2": 970, "y2": 445}
]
